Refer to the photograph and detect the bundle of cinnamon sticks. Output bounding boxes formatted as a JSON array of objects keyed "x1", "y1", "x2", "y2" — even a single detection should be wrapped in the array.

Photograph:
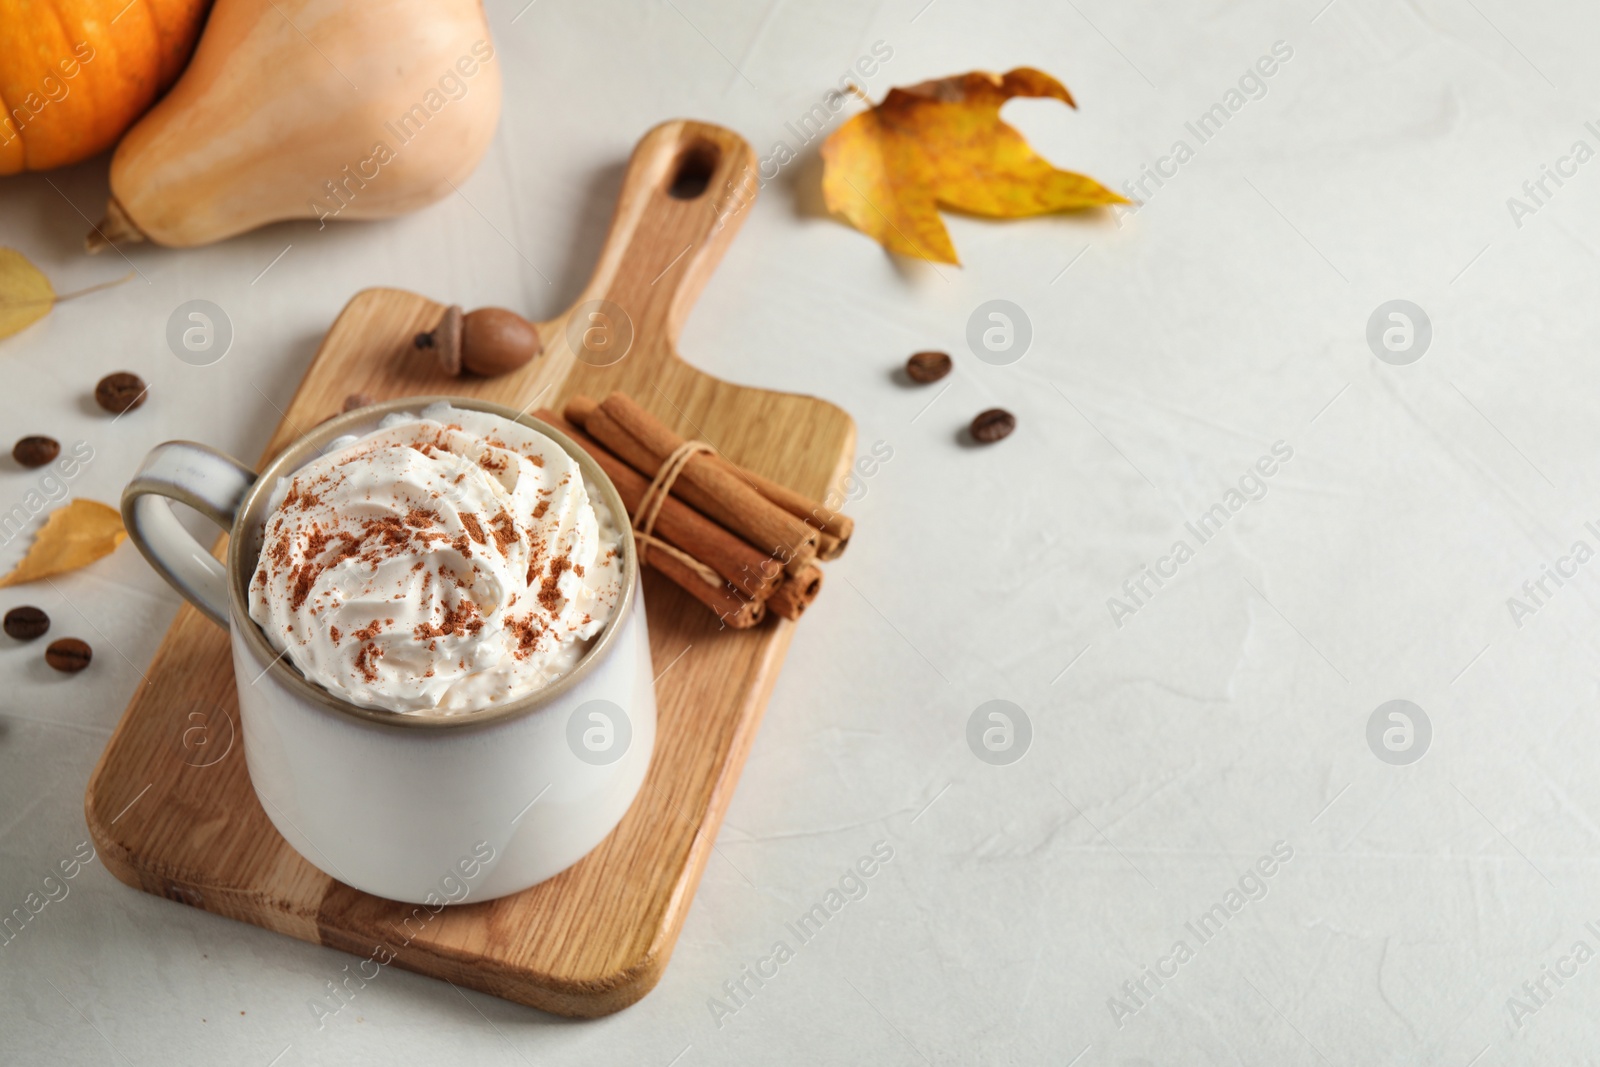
[{"x1": 535, "y1": 392, "x2": 853, "y2": 628}]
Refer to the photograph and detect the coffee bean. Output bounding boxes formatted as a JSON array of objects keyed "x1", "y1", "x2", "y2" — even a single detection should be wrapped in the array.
[
  {"x1": 95, "y1": 372, "x2": 148, "y2": 414},
  {"x1": 343, "y1": 393, "x2": 375, "y2": 413},
  {"x1": 12, "y1": 435, "x2": 59, "y2": 468},
  {"x1": 970, "y1": 408, "x2": 1016, "y2": 443},
  {"x1": 906, "y1": 350, "x2": 952, "y2": 384},
  {"x1": 3, "y1": 606, "x2": 49, "y2": 641},
  {"x1": 45, "y1": 637, "x2": 92, "y2": 672}
]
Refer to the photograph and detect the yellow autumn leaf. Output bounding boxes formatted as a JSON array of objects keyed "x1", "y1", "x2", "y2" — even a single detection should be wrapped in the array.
[
  {"x1": 0, "y1": 499, "x2": 127, "y2": 588},
  {"x1": 0, "y1": 247, "x2": 55, "y2": 339},
  {"x1": 820, "y1": 68, "x2": 1129, "y2": 265}
]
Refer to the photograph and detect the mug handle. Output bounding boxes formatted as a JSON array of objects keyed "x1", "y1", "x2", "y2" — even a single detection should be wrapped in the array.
[{"x1": 121, "y1": 442, "x2": 257, "y2": 628}]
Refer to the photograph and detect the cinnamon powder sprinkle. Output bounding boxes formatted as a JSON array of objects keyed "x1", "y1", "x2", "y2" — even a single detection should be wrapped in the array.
[
  {"x1": 489, "y1": 510, "x2": 518, "y2": 556},
  {"x1": 355, "y1": 642, "x2": 382, "y2": 683},
  {"x1": 351, "y1": 620, "x2": 385, "y2": 642},
  {"x1": 289, "y1": 565, "x2": 316, "y2": 612},
  {"x1": 539, "y1": 557, "x2": 571, "y2": 613},
  {"x1": 414, "y1": 599, "x2": 484, "y2": 640},
  {"x1": 507, "y1": 616, "x2": 542, "y2": 658}
]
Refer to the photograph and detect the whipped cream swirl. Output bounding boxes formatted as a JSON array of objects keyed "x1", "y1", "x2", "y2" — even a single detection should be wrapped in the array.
[{"x1": 248, "y1": 404, "x2": 623, "y2": 714}]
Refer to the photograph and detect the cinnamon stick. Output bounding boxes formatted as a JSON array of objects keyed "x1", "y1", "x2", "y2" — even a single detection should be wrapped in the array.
[
  {"x1": 593, "y1": 392, "x2": 853, "y2": 548},
  {"x1": 650, "y1": 549, "x2": 766, "y2": 629},
  {"x1": 768, "y1": 564, "x2": 823, "y2": 621},
  {"x1": 567, "y1": 395, "x2": 819, "y2": 569},
  {"x1": 735, "y1": 467, "x2": 853, "y2": 547},
  {"x1": 536, "y1": 410, "x2": 782, "y2": 600}
]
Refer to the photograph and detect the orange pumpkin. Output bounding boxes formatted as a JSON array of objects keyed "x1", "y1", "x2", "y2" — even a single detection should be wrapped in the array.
[{"x1": 0, "y1": 0, "x2": 212, "y2": 174}]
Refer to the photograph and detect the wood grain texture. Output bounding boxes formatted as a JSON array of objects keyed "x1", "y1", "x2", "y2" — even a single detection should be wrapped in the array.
[{"x1": 82, "y1": 120, "x2": 856, "y2": 1017}]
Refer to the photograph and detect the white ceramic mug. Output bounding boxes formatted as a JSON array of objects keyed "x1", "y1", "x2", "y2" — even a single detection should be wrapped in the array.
[{"x1": 121, "y1": 396, "x2": 656, "y2": 905}]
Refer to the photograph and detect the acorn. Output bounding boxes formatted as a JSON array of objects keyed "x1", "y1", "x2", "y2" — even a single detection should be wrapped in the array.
[{"x1": 415, "y1": 305, "x2": 543, "y2": 377}]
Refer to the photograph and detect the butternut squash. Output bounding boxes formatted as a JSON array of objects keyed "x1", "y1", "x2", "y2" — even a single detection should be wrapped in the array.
[{"x1": 88, "y1": 0, "x2": 500, "y2": 249}]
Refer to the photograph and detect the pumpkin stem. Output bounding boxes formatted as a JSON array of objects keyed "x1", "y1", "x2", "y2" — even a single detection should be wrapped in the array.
[{"x1": 84, "y1": 197, "x2": 147, "y2": 254}]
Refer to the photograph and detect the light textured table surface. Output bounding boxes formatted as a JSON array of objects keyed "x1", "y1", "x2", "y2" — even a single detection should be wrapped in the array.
[{"x1": 6, "y1": 0, "x2": 1600, "y2": 1062}]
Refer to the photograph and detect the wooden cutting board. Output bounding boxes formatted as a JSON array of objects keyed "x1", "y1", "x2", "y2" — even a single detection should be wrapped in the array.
[{"x1": 83, "y1": 120, "x2": 855, "y2": 1018}]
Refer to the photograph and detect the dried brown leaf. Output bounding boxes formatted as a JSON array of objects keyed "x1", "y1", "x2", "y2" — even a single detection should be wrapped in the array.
[
  {"x1": 0, "y1": 499, "x2": 127, "y2": 587},
  {"x1": 820, "y1": 68, "x2": 1128, "y2": 264}
]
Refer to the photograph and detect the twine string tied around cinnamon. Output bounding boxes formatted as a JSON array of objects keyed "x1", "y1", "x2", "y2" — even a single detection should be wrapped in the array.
[{"x1": 632, "y1": 439, "x2": 723, "y2": 588}]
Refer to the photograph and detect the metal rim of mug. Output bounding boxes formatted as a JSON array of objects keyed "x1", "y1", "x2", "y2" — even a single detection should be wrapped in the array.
[{"x1": 221, "y1": 395, "x2": 639, "y2": 731}]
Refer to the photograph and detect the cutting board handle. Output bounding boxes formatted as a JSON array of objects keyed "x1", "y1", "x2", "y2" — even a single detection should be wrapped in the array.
[{"x1": 577, "y1": 120, "x2": 759, "y2": 355}]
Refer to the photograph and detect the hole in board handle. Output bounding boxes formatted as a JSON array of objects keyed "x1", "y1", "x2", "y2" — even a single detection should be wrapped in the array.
[{"x1": 667, "y1": 142, "x2": 719, "y2": 200}]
